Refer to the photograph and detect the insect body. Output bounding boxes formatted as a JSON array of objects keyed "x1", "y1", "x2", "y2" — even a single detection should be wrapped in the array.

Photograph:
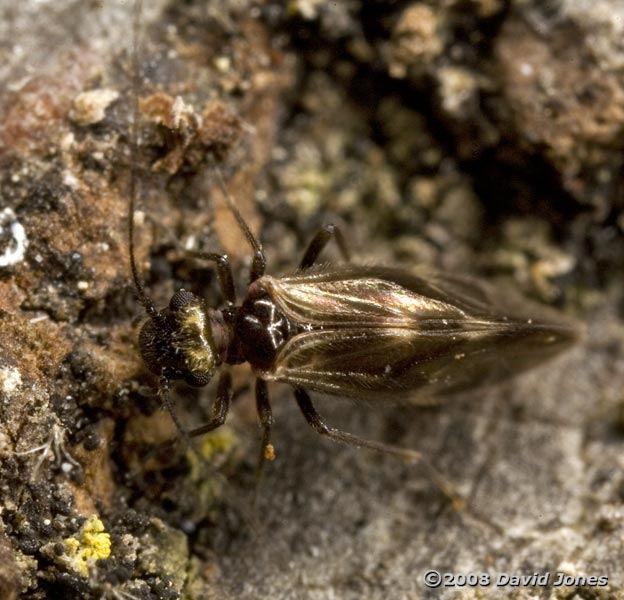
[
  {"x1": 239, "y1": 265, "x2": 581, "y2": 400},
  {"x1": 126, "y1": 0, "x2": 582, "y2": 480},
  {"x1": 131, "y1": 182, "x2": 582, "y2": 475}
]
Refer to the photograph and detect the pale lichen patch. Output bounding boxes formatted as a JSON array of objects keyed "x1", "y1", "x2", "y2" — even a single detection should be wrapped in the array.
[
  {"x1": 70, "y1": 88, "x2": 120, "y2": 126},
  {"x1": 0, "y1": 366, "x2": 22, "y2": 395},
  {"x1": 0, "y1": 208, "x2": 28, "y2": 268}
]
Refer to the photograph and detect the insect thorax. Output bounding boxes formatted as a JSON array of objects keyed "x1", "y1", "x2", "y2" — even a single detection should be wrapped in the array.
[{"x1": 235, "y1": 287, "x2": 294, "y2": 371}]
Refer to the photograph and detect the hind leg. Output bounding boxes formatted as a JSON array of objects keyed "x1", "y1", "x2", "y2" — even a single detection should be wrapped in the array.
[{"x1": 294, "y1": 387, "x2": 462, "y2": 505}]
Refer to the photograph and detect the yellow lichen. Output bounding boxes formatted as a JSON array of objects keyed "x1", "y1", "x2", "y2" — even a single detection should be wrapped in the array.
[
  {"x1": 183, "y1": 429, "x2": 236, "y2": 516},
  {"x1": 62, "y1": 515, "x2": 111, "y2": 577},
  {"x1": 199, "y1": 428, "x2": 236, "y2": 457},
  {"x1": 186, "y1": 427, "x2": 238, "y2": 490}
]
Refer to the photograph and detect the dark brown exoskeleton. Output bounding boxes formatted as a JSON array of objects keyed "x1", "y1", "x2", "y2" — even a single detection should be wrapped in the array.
[{"x1": 127, "y1": 3, "x2": 583, "y2": 495}]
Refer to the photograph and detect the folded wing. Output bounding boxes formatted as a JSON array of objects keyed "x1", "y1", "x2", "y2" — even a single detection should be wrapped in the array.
[{"x1": 259, "y1": 266, "x2": 582, "y2": 399}]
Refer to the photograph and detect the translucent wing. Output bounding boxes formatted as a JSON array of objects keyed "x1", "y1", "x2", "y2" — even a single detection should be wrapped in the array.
[{"x1": 258, "y1": 266, "x2": 582, "y2": 399}]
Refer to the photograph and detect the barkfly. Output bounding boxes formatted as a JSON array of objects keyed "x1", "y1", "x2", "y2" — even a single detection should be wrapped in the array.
[{"x1": 126, "y1": 2, "x2": 583, "y2": 493}]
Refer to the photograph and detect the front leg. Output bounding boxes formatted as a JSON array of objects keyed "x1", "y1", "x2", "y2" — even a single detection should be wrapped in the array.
[
  {"x1": 188, "y1": 370, "x2": 233, "y2": 438},
  {"x1": 187, "y1": 251, "x2": 236, "y2": 305},
  {"x1": 159, "y1": 375, "x2": 188, "y2": 437}
]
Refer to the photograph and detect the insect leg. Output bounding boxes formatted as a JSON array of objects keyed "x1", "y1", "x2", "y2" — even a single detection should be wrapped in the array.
[
  {"x1": 254, "y1": 378, "x2": 274, "y2": 480},
  {"x1": 159, "y1": 376, "x2": 189, "y2": 439},
  {"x1": 188, "y1": 371, "x2": 233, "y2": 437},
  {"x1": 299, "y1": 224, "x2": 350, "y2": 270},
  {"x1": 187, "y1": 251, "x2": 236, "y2": 304},
  {"x1": 294, "y1": 387, "x2": 463, "y2": 506},
  {"x1": 249, "y1": 251, "x2": 267, "y2": 283},
  {"x1": 210, "y1": 161, "x2": 267, "y2": 283}
]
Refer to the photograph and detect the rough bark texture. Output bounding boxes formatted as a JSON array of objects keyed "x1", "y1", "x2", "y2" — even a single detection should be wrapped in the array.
[{"x1": 0, "y1": 1, "x2": 622, "y2": 599}]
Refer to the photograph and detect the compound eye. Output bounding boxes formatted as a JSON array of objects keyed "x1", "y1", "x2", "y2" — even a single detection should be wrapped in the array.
[
  {"x1": 169, "y1": 289, "x2": 196, "y2": 311},
  {"x1": 185, "y1": 371, "x2": 213, "y2": 387}
]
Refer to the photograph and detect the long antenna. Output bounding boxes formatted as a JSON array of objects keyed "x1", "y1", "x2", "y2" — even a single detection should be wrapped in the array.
[{"x1": 128, "y1": 0, "x2": 158, "y2": 318}]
